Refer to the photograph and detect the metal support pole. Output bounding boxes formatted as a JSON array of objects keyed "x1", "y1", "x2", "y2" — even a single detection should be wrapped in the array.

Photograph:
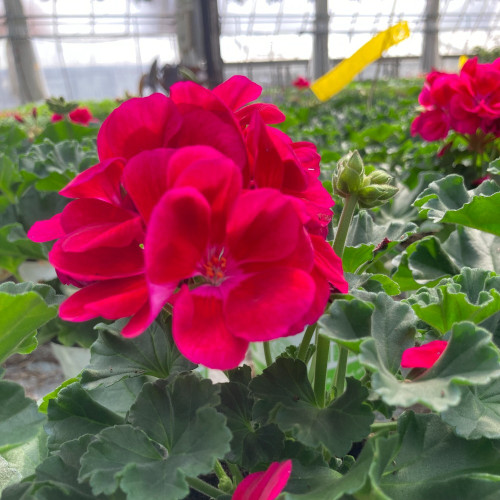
[
  {"x1": 313, "y1": 0, "x2": 329, "y2": 79},
  {"x1": 422, "y1": 0, "x2": 440, "y2": 72},
  {"x1": 4, "y1": 0, "x2": 47, "y2": 103},
  {"x1": 200, "y1": 0, "x2": 223, "y2": 88}
]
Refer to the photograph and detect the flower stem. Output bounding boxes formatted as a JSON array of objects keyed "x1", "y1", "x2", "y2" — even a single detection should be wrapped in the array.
[
  {"x1": 332, "y1": 347, "x2": 349, "y2": 399},
  {"x1": 331, "y1": 194, "x2": 359, "y2": 400},
  {"x1": 214, "y1": 459, "x2": 230, "y2": 483},
  {"x1": 263, "y1": 341, "x2": 273, "y2": 366},
  {"x1": 314, "y1": 333, "x2": 330, "y2": 407},
  {"x1": 333, "y1": 194, "x2": 358, "y2": 258},
  {"x1": 185, "y1": 476, "x2": 224, "y2": 498},
  {"x1": 297, "y1": 324, "x2": 316, "y2": 362},
  {"x1": 370, "y1": 421, "x2": 398, "y2": 433},
  {"x1": 228, "y1": 462, "x2": 244, "y2": 486}
]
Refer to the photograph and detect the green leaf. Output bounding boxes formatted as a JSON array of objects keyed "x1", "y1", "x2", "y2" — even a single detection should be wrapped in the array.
[
  {"x1": 318, "y1": 298, "x2": 375, "y2": 353},
  {"x1": 319, "y1": 292, "x2": 416, "y2": 369},
  {"x1": 442, "y1": 226, "x2": 500, "y2": 272},
  {"x1": 35, "y1": 122, "x2": 97, "y2": 145},
  {"x1": 319, "y1": 412, "x2": 500, "y2": 500},
  {"x1": 79, "y1": 425, "x2": 165, "y2": 496},
  {"x1": 80, "y1": 374, "x2": 231, "y2": 500},
  {"x1": 217, "y1": 380, "x2": 285, "y2": 469},
  {"x1": 18, "y1": 139, "x2": 97, "y2": 194},
  {"x1": 5, "y1": 435, "x2": 110, "y2": 500},
  {"x1": 250, "y1": 358, "x2": 373, "y2": 457},
  {"x1": 342, "y1": 210, "x2": 417, "y2": 273},
  {"x1": 80, "y1": 318, "x2": 195, "y2": 390},
  {"x1": 405, "y1": 268, "x2": 500, "y2": 334},
  {"x1": 88, "y1": 376, "x2": 149, "y2": 418},
  {"x1": 414, "y1": 174, "x2": 500, "y2": 236},
  {"x1": 379, "y1": 412, "x2": 500, "y2": 499},
  {"x1": 360, "y1": 322, "x2": 500, "y2": 411},
  {"x1": 0, "y1": 430, "x2": 47, "y2": 494},
  {"x1": 346, "y1": 272, "x2": 401, "y2": 295},
  {"x1": 392, "y1": 236, "x2": 460, "y2": 291},
  {"x1": 46, "y1": 382, "x2": 124, "y2": 450},
  {"x1": 0, "y1": 381, "x2": 46, "y2": 453},
  {"x1": 0, "y1": 154, "x2": 21, "y2": 203},
  {"x1": 284, "y1": 463, "x2": 343, "y2": 500},
  {"x1": 0, "y1": 224, "x2": 46, "y2": 276},
  {"x1": 0, "y1": 282, "x2": 58, "y2": 364},
  {"x1": 441, "y1": 378, "x2": 500, "y2": 439},
  {"x1": 39, "y1": 377, "x2": 79, "y2": 414}
]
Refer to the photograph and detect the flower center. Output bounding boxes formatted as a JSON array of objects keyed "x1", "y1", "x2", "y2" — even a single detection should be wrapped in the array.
[{"x1": 202, "y1": 253, "x2": 227, "y2": 285}]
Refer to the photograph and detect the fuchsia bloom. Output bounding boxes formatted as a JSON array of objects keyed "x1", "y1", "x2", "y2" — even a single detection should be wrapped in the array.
[
  {"x1": 412, "y1": 58, "x2": 500, "y2": 143},
  {"x1": 401, "y1": 340, "x2": 448, "y2": 369},
  {"x1": 292, "y1": 76, "x2": 311, "y2": 89},
  {"x1": 29, "y1": 76, "x2": 347, "y2": 369},
  {"x1": 232, "y1": 460, "x2": 292, "y2": 500},
  {"x1": 68, "y1": 107, "x2": 94, "y2": 125}
]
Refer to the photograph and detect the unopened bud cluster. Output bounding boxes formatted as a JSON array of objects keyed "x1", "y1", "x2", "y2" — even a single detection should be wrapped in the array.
[{"x1": 332, "y1": 150, "x2": 398, "y2": 208}]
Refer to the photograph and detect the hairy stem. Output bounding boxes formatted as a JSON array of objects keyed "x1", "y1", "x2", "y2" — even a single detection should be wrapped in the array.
[
  {"x1": 263, "y1": 341, "x2": 273, "y2": 366},
  {"x1": 332, "y1": 194, "x2": 359, "y2": 399},
  {"x1": 297, "y1": 323, "x2": 317, "y2": 362},
  {"x1": 314, "y1": 333, "x2": 330, "y2": 407},
  {"x1": 185, "y1": 476, "x2": 224, "y2": 498}
]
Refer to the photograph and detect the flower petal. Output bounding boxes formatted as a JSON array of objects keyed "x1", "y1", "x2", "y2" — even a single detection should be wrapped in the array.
[
  {"x1": 235, "y1": 103, "x2": 285, "y2": 127},
  {"x1": 212, "y1": 75, "x2": 262, "y2": 111},
  {"x1": 167, "y1": 146, "x2": 242, "y2": 243},
  {"x1": 246, "y1": 113, "x2": 284, "y2": 189},
  {"x1": 121, "y1": 282, "x2": 175, "y2": 338},
  {"x1": 28, "y1": 213, "x2": 64, "y2": 242},
  {"x1": 401, "y1": 340, "x2": 448, "y2": 369},
  {"x1": 97, "y1": 93, "x2": 181, "y2": 160},
  {"x1": 59, "y1": 276, "x2": 148, "y2": 322},
  {"x1": 224, "y1": 268, "x2": 315, "y2": 341},
  {"x1": 173, "y1": 108, "x2": 247, "y2": 169},
  {"x1": 146, "y1": 187, "x2": 210, "y2": 285},
  {"x1": 172, "y1": 285, "x2": 248, "y2": 369},
  {"x1": 50, "y1": 241, "x2": 144, "y2": 281},
  {"x1": 60, "y1": 158, "x2": 125, "y2": 205},
  {"x1": 310, "y1": 234, "x2": 348, "y2": 294},
  {"x1": 233, "y1": 460, "x2": 292, "y2": 500},
  {"x1": 122, "y1": 148, "x2": 175, "y2": 223},
  {"x1": 226, "y1": 189, "x2": 301, "y2": 264}
]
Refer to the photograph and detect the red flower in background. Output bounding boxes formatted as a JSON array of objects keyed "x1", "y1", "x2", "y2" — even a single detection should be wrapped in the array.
[
  {"x1": 292, "y1": 76, "x2": 311, "y2": 89},
  {"x1": 51, "y1": 107, "x2": 96, "y2": 126},
  {"x1": 412, "y1": 57, "x2": 500, "y2": 145},
  {"x1": 401, "y1": 340, "x2": 448, "y2": 369},
  {"x1": 233, "y1": 460, "x2": 292, "y2": 500},
  {"x1": 29, "y1": 76, "x2": 347, "y2": 369},
  {"x1": 69, "y1": 107, "x2": 94, "y2": 125}
]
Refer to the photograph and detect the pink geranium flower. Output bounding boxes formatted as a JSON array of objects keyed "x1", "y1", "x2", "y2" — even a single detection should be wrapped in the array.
[
  {"x1": 68, "y1": 107, "x2": 94, "y2": 126},
  {"x1": 28, "y1": 77, "x2": 348, "y2": 369},
  {"x1": 51, "y1": 113, "x2": 64, "y2": 123},
  {"x1": 412, "y1": 58, "x2": 500, "y2": 149},
  {"x1": 401, "y1": 340, "x2": 448, "y2": 369},
  {"x1": 233, "y1": 460, "x2": 292, "y2": 500}
]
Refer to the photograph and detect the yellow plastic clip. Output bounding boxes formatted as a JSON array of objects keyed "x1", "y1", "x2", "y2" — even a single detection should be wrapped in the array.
[{"x1": 310, "y1": 21, "x2": 411, "y2": 102}]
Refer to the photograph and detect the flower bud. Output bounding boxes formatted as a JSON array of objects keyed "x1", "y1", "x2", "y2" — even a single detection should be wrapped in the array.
[
  {"x1": 365, "y1": 170, "x2": 392, "y2": 185},
  {"x1": 333, "y1": 150, "x2": 365, "y2": 197},
  {"x1": 358, "y1": 184, "x2": 399, "y2": 208},
  {"x1": 218, "y1": 476, "x2": 234, "y2": 494}
]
